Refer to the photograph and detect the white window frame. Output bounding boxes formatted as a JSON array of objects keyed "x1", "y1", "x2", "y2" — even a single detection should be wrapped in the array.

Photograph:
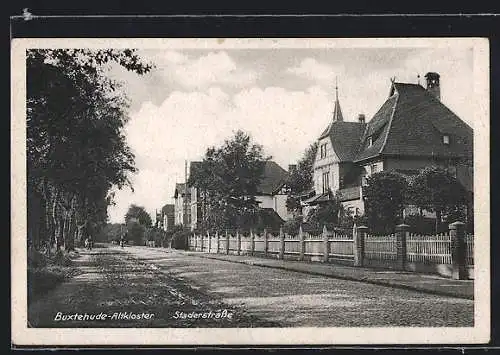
[
  {"x1": 322, "y1": 171, "x2": 330, "y2": 194},
  {"x1": 367, "y1": 136, "x2": 373, "y2": 147},
  {"x1": 443, "y1": 135, "x2": 450, "y2": 144}
]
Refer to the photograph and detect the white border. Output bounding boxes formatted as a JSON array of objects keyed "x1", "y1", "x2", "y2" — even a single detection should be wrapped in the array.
[{"x1": 11, "y1": 38, "x2": 490, "y2": 346}]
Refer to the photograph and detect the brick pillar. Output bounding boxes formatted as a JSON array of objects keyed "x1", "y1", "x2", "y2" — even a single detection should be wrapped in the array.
[
  {"x1": 395, "y1": 224, "x2": 409, "y2": 271},
  {"x1": 236, "y1": 230, "x2": 241, "y2": 256},
  {"x1": 323, "y1": 225, "x2": 329, "y2": 263},
  {"x1": 250, "y1": 229, "x2": 255, "y2": 256},
  {"x1": 449, "y1": 221, "x2": 467, "y2": 280},
  {"x1": 263, "y1": 228, "x2": 268, "y2": 257},
  {"x1": 216, "y1": 231, "x2": 220, "y2": 254},
  {"x1": 299, "y1": 225, "x2": 305, "y2": 261},
  {"x1": 279, "y1": 227, "x2": 285, "y2": 260},
  {"x1": 225, "y1": 229, "x2": 229, "y2": 255},
  {"x1": 354, "y1": 225, "x2": 368, "y2": 267}
]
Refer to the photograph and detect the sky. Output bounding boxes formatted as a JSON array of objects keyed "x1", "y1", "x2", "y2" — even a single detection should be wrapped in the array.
[{"x1": 105, "y1": 44, "x2": 475, "y2": 224}]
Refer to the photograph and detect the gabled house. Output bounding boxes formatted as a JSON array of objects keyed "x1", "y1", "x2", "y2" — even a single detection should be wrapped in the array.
[
  {"x1": 160, "y1": 204, "x2": 175, "y2": 231},
  {"x1": 186, "y1": 160, "x2": 291, "y2": 230},
  {"x1": 255, "y1": 161, "x2": 291, "y2": 221},
  {"x1": 306, "y1": 72, "x2": 473, "y2": 217}
]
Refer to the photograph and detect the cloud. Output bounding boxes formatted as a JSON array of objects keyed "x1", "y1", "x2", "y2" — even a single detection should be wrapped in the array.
[
  {"x1": 107, "y1": 47, "x2": 475, "y2": 223},
  {"x1": 108, "y1": 85, "x2": 333, "y2": 223},
  {"x1": 287, "y1": 58, "x2": 343, "y2": 84},
  {"x1": 140, "y1": 50, "x2": 258, "y2": 89}
]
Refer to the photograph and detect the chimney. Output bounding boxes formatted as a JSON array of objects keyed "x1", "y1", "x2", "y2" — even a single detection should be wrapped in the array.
[
  {"x1": 288, "y1": 164, "x2": 297, "y2": 174},
  {"x1": 424, "y1": 72, "x2": 440, "y2": 100},
  {"x1": 358, "y1": 114, "x2": 366, "y2": 123}
]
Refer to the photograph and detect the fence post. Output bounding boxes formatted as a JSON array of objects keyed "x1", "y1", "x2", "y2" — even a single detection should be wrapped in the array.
[
  {"x1": 194, "y1": 234, "x2": 197, "y2": 251},
  {"x1": 395, "y1": 224, "x2": 410, "y2": 271},
  {"x1": 225, "y1": 229, "x2": 230, "y2": 255},
  {"x1": 449, "y1": 221, "x2": 467, "y2": 280},
  {"x1": 237, "y1": 230, "x2": 241, "y2": 256},
  {"x1": 263, "y1": 228, "x2": 268, "y2": 257},
  {"x1": 354, "y1": 225, "x2": 367, "y2": 267},
  {"x1": 323, "y1": 225, "x2": 329, "y2": 263},
  {"x1": 279, "y1": 227, "x2": 285, "y2": 260},
  {"x1": 216, "y1": 231, "x2": 219, "y2": 254},
  {"x1": 207, "y1": 231, "x2": 211, "y2": 253},
  {"x1": 299, "y1": 226, "x2": 305, "y2": 261},
  {"x1": 250, "y1": 229, "x2": 255, "y2": 256}
]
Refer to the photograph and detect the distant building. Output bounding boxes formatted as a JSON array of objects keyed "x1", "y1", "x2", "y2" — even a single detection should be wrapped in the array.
[
  {"x1": 173, "y1": 183, "x2": 191, "y2": 227},
  {"x1": 255, "y1": 161, "x2": 290, "y2": 221},
  {"x1": 304, "y1": 72, "x2": 473, "y2": 218},
  {"x1": 157, "y1": 204, "x2": 174, "y2": 231}
]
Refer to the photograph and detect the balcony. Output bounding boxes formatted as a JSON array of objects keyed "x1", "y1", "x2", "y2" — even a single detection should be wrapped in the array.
[{"x1": 336, "y1": 186, "x2": 361, "y2": 202}]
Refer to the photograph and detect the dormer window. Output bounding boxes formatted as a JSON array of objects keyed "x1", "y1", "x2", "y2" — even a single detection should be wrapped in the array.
[
  {"x1": 367, "y1": 136, "x2": 373, "y2": 147},
  {"x1": 320, "y1": 143, "x2": 327, "y2": 159},
  {"x1": 443, "y1": 135, "x2": 450, "y2": 145}
]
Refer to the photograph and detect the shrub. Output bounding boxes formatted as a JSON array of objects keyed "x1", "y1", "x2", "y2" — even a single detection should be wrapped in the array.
[
  {"x1": 363, "y1": 171, "x2": 408, "y2": 234},
  {"x1": 282, "y1": 215, "x2": 303, "y2": 235},
  {"x1": 404, "y1": 214, "x2": 440, "y2": 234},
  {"x1": 171, "y1": 229, "x2": 191, "y2": 250}
]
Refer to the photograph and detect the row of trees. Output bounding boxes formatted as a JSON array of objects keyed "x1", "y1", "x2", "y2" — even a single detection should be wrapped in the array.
[
  {"x1": 364, "y1": 167, "x2": 470, "y2": 234},
  {"x1": 304, "y1": 166, "x2": 470, "y2": 235},
  {"x1": 27, "y1": 49, "x2": 152, "y2": 252}
]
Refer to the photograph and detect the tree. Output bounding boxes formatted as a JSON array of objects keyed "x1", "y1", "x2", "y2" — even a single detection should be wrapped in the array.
[
  {"x1": 363, "y1": 171, "x2": 409, "y2": 234},
  {"x1": 188, "y1": 130, "x2": 269, "y2": 230},
  {"x1": 408, "y1": 166, "x2": 468, "y2": 233},
  {"x1": 286, "y1": 142, "x2": 318, "y2": 213},
  {"x1": 307, "y1": 197, "x2": 342, "y2": 228},
  {"x1": 26, "y1": 49, "x2": 152, "y2": 252},
  {"x1": 125, "y1": 204, "x2": 153, "y2": 227},
  {"x1": 126, "y1": 222, "x2": 146, "y2": 245}
]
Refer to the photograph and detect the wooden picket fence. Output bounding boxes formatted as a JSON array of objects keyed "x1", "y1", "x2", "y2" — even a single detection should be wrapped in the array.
[
  {"x1": 187, "y1": 222, "x2": 474, "y2": 278},
  {"x1": 364, "y1": 233, "x2": 398, "y2": 261},
  {"x1": 406, "y1": 232, "x2": 452, "y2": 264}
]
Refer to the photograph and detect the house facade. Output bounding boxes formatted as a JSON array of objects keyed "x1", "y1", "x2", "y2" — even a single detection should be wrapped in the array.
[
  {"x1": 158, "y1": 204, "x2": 175, "y2": 231},
  {"x1": 305, "y1": 72, "x2": 473, "y2": 217},
  {"x1": 254, "y1": 161, "x2": 291, "y2": 221},
  {"x1": 185, "y1": 160, "x2": 291, "y2": 231},
  {"x1": 173, "y1": 183, "x2": 191, "y2": 227}
]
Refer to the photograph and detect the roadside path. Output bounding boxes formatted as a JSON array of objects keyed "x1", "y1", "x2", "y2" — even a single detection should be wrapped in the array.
[{"x1": 28, "y1": 246, "x2": 277, "y2": 328}]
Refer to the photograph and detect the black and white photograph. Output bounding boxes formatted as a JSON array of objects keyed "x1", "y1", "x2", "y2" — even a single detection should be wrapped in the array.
[{"x1": 11, "y1": 37, "x2": 490, "y2": 345}]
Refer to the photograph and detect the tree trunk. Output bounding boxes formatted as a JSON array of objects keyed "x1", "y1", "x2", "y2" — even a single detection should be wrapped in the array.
[{"x1": 435, "y1": 210, "x2": 442, "y2": 234}]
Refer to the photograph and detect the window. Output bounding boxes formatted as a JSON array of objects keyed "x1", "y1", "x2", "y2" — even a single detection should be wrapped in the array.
[
  {"x1": 371, "y1": 163, "x2": 379, "y2": 174},
  {"x1": 320, "y1": 143, "x2": 327, "y2": 159},
  {"x1": 322, "y1": 171, "x2": 330, "y2": 194},
  {"x1": 443, "y1": 135, "x2": 450, "y2": 144},
  {"x1": 367, "y1": 136, "x2": 373, "y2": 147}
]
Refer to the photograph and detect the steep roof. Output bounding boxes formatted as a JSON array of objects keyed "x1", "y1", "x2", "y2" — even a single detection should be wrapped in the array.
[
  {"x1": 161, "y1": 204, "x2": 174, "y2": 215},
  {"x1": 354, "y1": 82, "x2": 473, "y2": 162},
  {"x1": 257, "y1": 161, "x2": 289, "y2": 195},
  {"x1": 256, "y1": 208, "x2": 284, "y2": 229},
  {"x1": 173, "y1": 183, "x2": 189, "y2": 198},
  {"x1": 318, "y1": 85, "x2": 366, "y2": 162},
  {"x1": 324, "y1": 121, "x2": 367, "y2": 161},
  {"x1": 319, "y1": 85, "x2": 346, "y2": 139}
]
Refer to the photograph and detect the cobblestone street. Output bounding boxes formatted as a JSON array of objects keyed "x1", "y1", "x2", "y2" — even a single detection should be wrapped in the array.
[{"x1": 28, "y1": 244, "x2": 474, "y2": 328}]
